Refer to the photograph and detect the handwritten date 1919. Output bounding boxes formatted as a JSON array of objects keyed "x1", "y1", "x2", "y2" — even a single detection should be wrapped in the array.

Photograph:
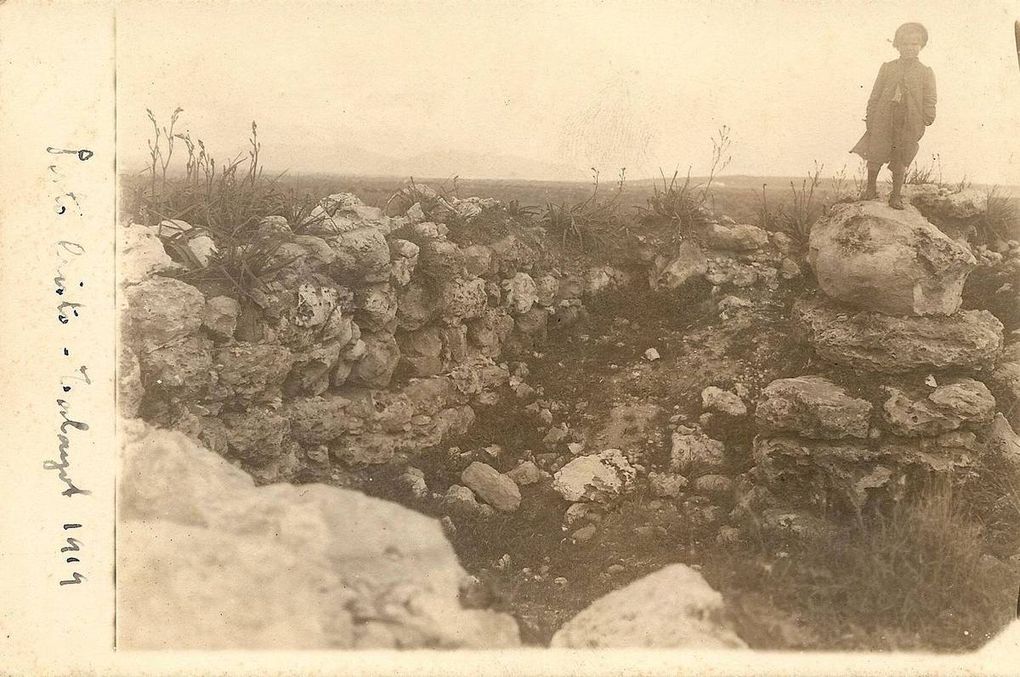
[{"x1": 59, "y1": 523, "x2": 85, "y2": 586}]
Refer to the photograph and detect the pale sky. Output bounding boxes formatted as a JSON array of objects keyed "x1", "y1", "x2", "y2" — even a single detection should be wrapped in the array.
[{"x1": 118, "y1": 0, "x2": 1020, "y2": 184}]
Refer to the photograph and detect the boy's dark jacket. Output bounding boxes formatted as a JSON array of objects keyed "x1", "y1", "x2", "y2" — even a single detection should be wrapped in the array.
[{"x1": 851, "y1": 58, "x2": 937, "y2": 165}]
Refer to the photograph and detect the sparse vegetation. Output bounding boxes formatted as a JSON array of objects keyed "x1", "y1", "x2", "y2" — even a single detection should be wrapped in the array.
[
  {"x1": 907, "y1": 153, "x2": 972, "y2": 192},
  {"x1": 640, "y1": 126, "x2": 732, "y2": 240},
  {"x1": 130, "y1": 109, "x2": 308, "y2": 302},
  {"x1": 757, "y1": 163, "x2": 825, "y2": 253},
  {"x1": 541, "y1": 168, "x2": 626, "y2": 251},
  {"x1": 906, "y1": 153, "x2": 944, "y2": 186},
  {"x1": 981, "y1": 186, "x2": 1020, "y2": 243},
  {"x1": 710, "y1": 476, "x2": 1014, "y2": 650}
]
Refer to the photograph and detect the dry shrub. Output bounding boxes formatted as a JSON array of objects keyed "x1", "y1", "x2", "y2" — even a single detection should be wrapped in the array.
[
  {"x1": 640, "y1": 126, "x2": 731, "y2": 240},
  {"x1": 981, "y1": 186, "x2": 1020, "y2": 243},
  {"x1": 758, "y1": 163, "x2": 824, "y2": 254},
  {"x1": 541, "y1": 168, "x2": 626, "y2": 251},
  {"x1": 128, "y1": 109, "x2": 309, "y2": 301}
]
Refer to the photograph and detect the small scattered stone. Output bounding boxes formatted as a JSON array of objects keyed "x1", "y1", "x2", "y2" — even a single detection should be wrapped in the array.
[
  {"x1": 507, "y1": 461, "x2": 545, "y2": 487},
  {"x1": 461, "y1": 462, "x2": 521, "y2": 513},
  {"x1": 634, "y1": 525, "x2": 667, "y2": 538},
  {"x1": 572, "y1": 525, "x2": 597, "y2": 543},
  {"x1": 543, "y1": 425, "x2": 570, "y2": 448},
  {"x1": 716, "y1": 526, "x2": 742, "y2": 545},
  {"x1": 700, "y1": 386, "x2": 747, "y2": 417},
  {"x1": 607, "y1": 564, "x2": 626, "y2": 575},
  {"x1": 649, "y1": 472, "x2": 688, "y2": 498},
  {"x1": 670, "y1": 430, "x2": 727, "y2": 475},
  {"x1": 553, "y1": 449, "x2": 636, "y2": 502},
  {"x1": 399, "y1": 467, "x2": 429, "y2": 499},
  {"x1": 693, "y1": 474, "x2": 734, "y2": 498},
  {"x1": 644, "y1": 348, "x2": 661, "y2": 361}
]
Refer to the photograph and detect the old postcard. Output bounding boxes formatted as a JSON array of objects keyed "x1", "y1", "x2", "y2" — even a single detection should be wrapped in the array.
[{"x1": 2, "y1": 1, "x2": 1019, "y2": 674}]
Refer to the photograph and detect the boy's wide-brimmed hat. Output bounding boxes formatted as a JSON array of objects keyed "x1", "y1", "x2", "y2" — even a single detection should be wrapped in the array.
[{"x1": 894, "y1": 22, "x2": 929, "y2": 47}]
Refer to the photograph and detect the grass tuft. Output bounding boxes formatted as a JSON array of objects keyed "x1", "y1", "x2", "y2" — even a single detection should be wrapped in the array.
[
  {"x1": 640, "y1": 126, "x2": 732, "y2": 241},
  {"x1": 541, "y1": 168, "x2": 626, "y2": 251}
]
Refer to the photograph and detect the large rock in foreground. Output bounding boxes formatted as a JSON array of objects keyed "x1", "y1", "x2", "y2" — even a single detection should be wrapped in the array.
[
  {"x1": 808, "y1": 201, "x2": 976, "y2": 316},
  {"x1": 118, "y1": 421, "x2": 519, "y2": 649},
  {"x1": 550, "y1": 564, "x2": 747, "y2": 649},
  {"x1": 794, "y1": 297, "x2": 1003, "y2": 373}
]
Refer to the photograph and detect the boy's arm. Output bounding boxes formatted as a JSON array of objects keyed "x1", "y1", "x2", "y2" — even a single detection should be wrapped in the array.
[
  {"x1": 923, "y1": 68, "x2": 937, "y2": 126},
  {"x1": 865, "y1": 63, "x2": 887, "y2": 125}
]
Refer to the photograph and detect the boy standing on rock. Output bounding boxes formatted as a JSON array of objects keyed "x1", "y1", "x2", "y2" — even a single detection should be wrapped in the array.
[{"x1": 851, "y1": 22, "x2": 937, "y2": 210}]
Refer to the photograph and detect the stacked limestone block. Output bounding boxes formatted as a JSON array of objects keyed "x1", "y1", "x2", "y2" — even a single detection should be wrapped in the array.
[{"x1": 744, "y1": 200, "x2": 1017, "y2": 525}]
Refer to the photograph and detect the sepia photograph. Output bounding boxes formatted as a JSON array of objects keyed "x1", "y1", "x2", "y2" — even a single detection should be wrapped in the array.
[{"x1": 4, "y1": 0, "x2": 1020, "y2": 673}]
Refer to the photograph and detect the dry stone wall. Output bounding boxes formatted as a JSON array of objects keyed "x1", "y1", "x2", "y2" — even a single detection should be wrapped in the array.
[{"x1": 119, "y1": 191, "x2": 635, "y2": 482}]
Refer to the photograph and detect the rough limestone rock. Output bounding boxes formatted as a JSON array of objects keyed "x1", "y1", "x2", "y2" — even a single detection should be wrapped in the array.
[
  {"x1": 462, "y1": 244, "x2": 494, "y2": 277},
  {"x1": 702, "y1": 222, "x2": 769, "y2": 252},
  {"x1": 467, "y1": 309, "x2": 514, "y2": 358},
  {"x1": 987, "y1": 414, "x2": 1020, "y2": 472},
  {"x1": 584, "y1": 266, "x2": 631, "y2": 297},
  {"x1": 257, "y1": 215, "x2": 292, "y2": 236},
  {"x1": 354, "y1": 284, "x2": 398, "y2": 332},
  {"x1": 794, "y1": 297, "x2": 1003, "y2": 372},
  {"x1": 120, "y1": 223, "x2": 182, "y2": 285},
  {"x1": 220, "y1": 407, "x2": 292, "y2": 464},
  {"x1": 293, "y1": 234, "x2": 337, "y2": 268},
  {"x1": 396, "y1": 283, "x2": 437, "y2": 331},
  {"x1": 349, "y1": 332, "x2": 400, "y2": 388},
  {"x1": 751, "y1": 436, "x2": 893, "y2": 511},
  {"x1": 417, "y1": 239, "x2": 466, "y2": 279},
  {"x1": 503, "y1": 272, "x2": 538, "y2": 315},
  {"x1": 330, "y1": 227, "x2": 392, "y2": 282},
  {"x1": 649, "y1": 240, "x2": 708, "y2": 290},
  {"x1": 284, "y1": 342, "x2": 342, "y2": 397},
  {"x1": 990, "y1": 361, "x2": 1020, "y2": 410},
  {"x1": 443, "y1": 484, "x2": 492, "y2": 518},
  {"x1": 808, "y1": 201, "x2": 976, "y2": 316},
  {"x1": 670, "y1": 429, "x2": 727, "y2": 476},
  {"x1": 397, "y1": 326, "x2": 444, "y2": 377},
  {"x1": 649, "y1": 471, "x2": 688, "y2": 498},
  {"x1": 909, "y1": 186, "x2": 989, "y2": 238},
  {"x1": 535, "y1": 275, "x2": 560, "y2": 307},
  {"x1": 210, "y1": 343, "x2": 294, "y2": 404},
  {"x1": 701, "y1": 386, "x2": 747, "y2": 417},
  {"x1": 553, "y1": 449, "x2": 635, "y2": 503},
  {"x1": 881, "y1": 379, "x2": 995, "y2": 437},
  {"x1": 550, "y1": 564, "x2": 746, "y2": 649},
  {"x1": 507, "y1": 461, "x2": 545, "y2": 486},
  {"x1": 118, "y1": 421, "x2": 519, "y2": 649},
  {"x1": 756, "y1": 376, "x2": 872, "y2": 440},
  {"x1": 202, "y1": 296, "x2": 240, "y2": 340},
  {"x1": 460, "y1": 462, "x2": 521, "y2": 512},
  {"x1": 285, "y1": 395, "x2": 359, "y2": 446},
  {"x1": 440, "y1": 277, "x2": 488, "y2": 322},
  {"x1": 439, "y1": 324, "x2": 469, "y2": 366},
  {"x1": 139, "y1": 336, "x2": 215, "y2": 399},
  {"x1": 291, "y1": 283, "x2": 347, "y2": 329},
  {"x1": 388, "y1": 239, "x2": 419, "y2": 287},
  {"x1": 122, "y1": 276, "x2": 206, "y2": 352}
]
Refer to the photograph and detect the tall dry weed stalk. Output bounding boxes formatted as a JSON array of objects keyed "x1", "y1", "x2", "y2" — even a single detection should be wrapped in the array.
[
  {"x1": 542, "y1": 167, "x2": 626, "y2": 250},
  {"x1": 642, "y1": 126, "x2": 732, "y2": 240}
]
